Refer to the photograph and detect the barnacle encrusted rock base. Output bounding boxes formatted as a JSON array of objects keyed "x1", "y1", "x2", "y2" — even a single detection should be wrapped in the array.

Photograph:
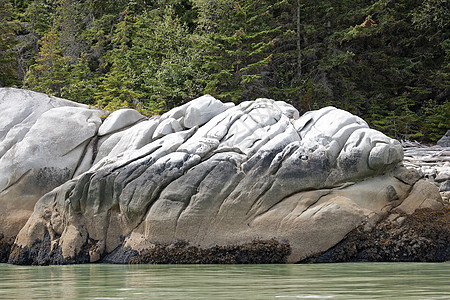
[
  {"x1": 0, "y1": 234, "x2": 13, "y2": 263},
  {"x1": 1, "y1": 88, "x2": 446, "y2": 264},
  {"x1": 128, "y1": 240, "x2": 291, "y2": 264},
  {"x1": 300, "y1": 207, "x2": 450, "y2": 263},
  {"x1": 8, "y1": 238, "x2": 291, "y2": 265}
]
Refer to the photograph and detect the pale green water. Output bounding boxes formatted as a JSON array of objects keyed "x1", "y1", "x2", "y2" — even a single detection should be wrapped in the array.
[{"x1": 0, "y1": 263, "x2": 449, "y2": 299}]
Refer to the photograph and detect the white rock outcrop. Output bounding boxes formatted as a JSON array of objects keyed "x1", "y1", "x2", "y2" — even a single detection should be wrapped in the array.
[
  {"x1": 1, "y1": 88, "x2": 444, "y2": 264},
  {"x1": 0, "y1": 89, "x2": 103, "y2": 237}
]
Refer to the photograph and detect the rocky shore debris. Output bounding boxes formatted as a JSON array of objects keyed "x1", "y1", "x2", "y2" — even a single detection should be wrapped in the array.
[
  {"x1": 402, "y1": 140, "x2": 450, "y2": 201},
  {"x1": 437, "y1": 130, "x2": 450, "y2": 147}
]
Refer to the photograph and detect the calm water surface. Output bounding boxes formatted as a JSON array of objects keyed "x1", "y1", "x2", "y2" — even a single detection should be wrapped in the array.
[{"x1": 0, "y1": 263, "x2": 449, "y2": 299}]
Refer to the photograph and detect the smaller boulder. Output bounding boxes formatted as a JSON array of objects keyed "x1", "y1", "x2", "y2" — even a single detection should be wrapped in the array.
[
  {"x1": 440, "y1": 180, "x2": 450, "y2": 192},
  {"x1": 394, "y1": 180, "x2": 443, "y2": 214},
  {"x1": 435, "y1": 171, "x2": 450, "y2": 183},
  {"x1": 437, "y1": 130, "x2": 450, "y2": 147},
  {"x1": 98, "y1": 109, "x2": 145, "y2": 136},
  {"x1": 394, "y1": 167, "x2": 421, "y2": 186},
  {"x1": 184, "y1": 95, "x2": 227, "y2": 128},
  {"x1": 152, "y1": 118, "x2": 183, "y2": 139}
]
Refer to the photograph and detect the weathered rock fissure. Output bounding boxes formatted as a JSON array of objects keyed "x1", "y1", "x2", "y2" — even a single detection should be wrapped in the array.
[
  {"x1": 69, "y1": 139, "x2": 94, "y2": 179},
  {"x1": 0, "y1": 169, "x2": 31, "y2": 193}
]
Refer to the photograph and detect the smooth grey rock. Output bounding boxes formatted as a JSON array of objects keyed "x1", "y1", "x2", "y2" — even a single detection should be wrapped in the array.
[
  {"x1": 394, "y1": 180, "x2": 443, "y2": 214},
  {"x1": 274, "y1": 100, "x2": 300, "y2": 119},
  {"x1": 223, "y1": 102, "x2": 235, "y2": 110},
  {"x1": 160, "y1": 103, "x2": 189, "y2": 122},
  {"x1": 394, "y1": 167, "x2": 422, "y2": 186},
  {"x1": 95, "y1": 118, "x2": 160, "y2": 165},
  {"x1": 98, "y1": 108, "x2": 145, "y2": 136},
  {"x1": 9, "y1": 92, "x2": 410, "y2": 264},
  {"x1": 152, "y1": 118, "x2": 183, "y2": 139},
  {"x1": 0, "y1": 88, "x2": 88, "y2": 158},
  {"x1": 440, "y1": 180, "x2": 450, "y2": 192},
  {"x1": 437, "y1": 130, "x2": 450, "y2": 147},
  {"x1": 183, "y1": 94, "x2": 227, "y2": 128},
  {"x1": 435, "y1": 171, "x2": 450, "y2": 183}
]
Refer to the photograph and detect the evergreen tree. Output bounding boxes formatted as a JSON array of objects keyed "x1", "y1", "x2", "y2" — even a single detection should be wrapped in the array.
[
  {"x1": 24, "y1": 28, "x2": 70, "y2": 96},
  {"x1": 24, "y1": 0, "x2": 58, "y2": 34},
  {"x1": 94, "y1": 8, "x2": 142, "y2": 112},
  {"x1": 130, "y1": 5, "x2": 206, "y2": 111},
  {"x1": 0, "y1": 0, "x2": 19, "y2": 86},
  {"x1": 3, "y1": 0, "x2": 449, "y2": 142},
  {"x1": 60, "y1": 53, "x2": 97, "y2": 105},
  {"x1": 195, "y1": 0, "x2": 289, "y2": 102}
]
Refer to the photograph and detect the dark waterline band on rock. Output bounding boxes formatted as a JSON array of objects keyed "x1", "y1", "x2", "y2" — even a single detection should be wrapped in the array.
[
  {"x1": 300, "y1": 207, "x2": 450, "y2": 263},
  {"x1": 8, "y1": 237, "x2": 291, "y2": 265},
  {"x1": 128, "y1": 240, "x2": 291, "y2": 264},
  {"x1": 0, "y1": 234, "x2": 13, "y2": 263}
]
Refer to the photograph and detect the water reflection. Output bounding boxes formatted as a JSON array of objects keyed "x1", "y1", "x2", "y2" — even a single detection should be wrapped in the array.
[{"x1": 0, "y1": 263, "x2": 449, "y2": 299}]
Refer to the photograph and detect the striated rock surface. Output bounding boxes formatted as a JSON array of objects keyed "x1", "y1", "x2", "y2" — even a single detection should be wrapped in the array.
[{"x1": 1, "y1": 88, "x2": 446, "y2": 265}]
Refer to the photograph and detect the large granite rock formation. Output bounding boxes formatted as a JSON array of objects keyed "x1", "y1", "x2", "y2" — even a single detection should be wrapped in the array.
[{"x1": 1, "y1": 88, "x2": 446, "y2": 265}]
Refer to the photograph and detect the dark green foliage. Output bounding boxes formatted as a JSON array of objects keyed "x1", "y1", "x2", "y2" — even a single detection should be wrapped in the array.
[
  {"x1": 24, "y1": 28, "x2": 71, "y2": 96},
  {"x1": 2, "y1": 0, "x2": 449, "y2": 141},
  {"x1": 0, "y1": 0, "x2": 20, "y2": 86},
  {"x1": 320, "y1": 0, "x2": 450, "y2": 140},
  {"x1": 196, "y1": 0, "x2": 288, "y2": 102}
]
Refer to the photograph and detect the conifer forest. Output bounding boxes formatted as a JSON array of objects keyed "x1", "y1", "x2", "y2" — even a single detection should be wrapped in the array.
[{"x1": 0, "y1": 0, "x2": 448, "y2": 142}]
